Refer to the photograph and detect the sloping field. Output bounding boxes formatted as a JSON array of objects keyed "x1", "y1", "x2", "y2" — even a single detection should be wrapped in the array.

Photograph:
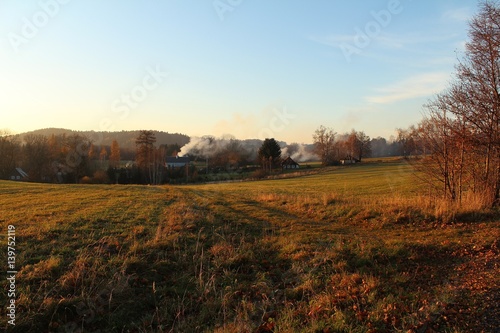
[{"x1": 0, "y1": 161, "x2": 498, "y2": 332}]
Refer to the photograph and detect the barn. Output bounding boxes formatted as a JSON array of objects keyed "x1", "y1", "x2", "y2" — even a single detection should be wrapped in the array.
[{"x1": 281, "y1": 156, "x2": 300, "y2": 169}]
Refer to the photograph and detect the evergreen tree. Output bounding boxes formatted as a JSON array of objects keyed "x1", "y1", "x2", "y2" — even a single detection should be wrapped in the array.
[{"x1": 258, "y1": 138, "x2": 281, "y2": 171}]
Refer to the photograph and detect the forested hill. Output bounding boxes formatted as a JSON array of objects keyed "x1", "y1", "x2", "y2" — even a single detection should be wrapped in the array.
[{"x1": 15, "y1": 128, "x2": 190, "y2": 149}]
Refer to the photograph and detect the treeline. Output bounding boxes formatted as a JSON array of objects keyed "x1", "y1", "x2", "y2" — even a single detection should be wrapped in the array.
[
  {"x1": 15, "y1": 128, "x2": 190, "y2": 150},
  {"x1": 0, "y1": 131, "x2": 184, "y2": 184},
  {"x1": 183, "y1": 134, "x2": 406, "y2": 166},
  {"x1": 395, "y1": 1, "x2": 500, "y2": 206},
  {"x1": 0, "y1": 127, "x2": 410, "y2": 184},
  {"x1": 312, "y1": 128, "x2": 407, "y2": 165},
  {"x1": 0, "y1": 132, "x2": 93, "y2": 183}
]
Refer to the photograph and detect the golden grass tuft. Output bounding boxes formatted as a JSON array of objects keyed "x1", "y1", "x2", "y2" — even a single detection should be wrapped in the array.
[
  {"x1": 18, "y1": 256, "x2": 62, "y2": 281},
  {"x1": 209, "y1": 242, "x2": 235, "y2": 261}
]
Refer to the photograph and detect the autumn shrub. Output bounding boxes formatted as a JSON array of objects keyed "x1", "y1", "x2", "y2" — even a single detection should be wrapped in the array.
[
  {"x1": 80, "y1": 176, "x2": 93, "y2": 184},
  {"x1": 250, "y1": 169, "x2": 267, "y2": 179},
  {"x1": 93, "y1": 170, "x2": 109, "y2": 184}
]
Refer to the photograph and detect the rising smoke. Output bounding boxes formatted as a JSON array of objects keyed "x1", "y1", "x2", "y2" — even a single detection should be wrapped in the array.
[
  {"x1": 179, "y1": 135, "x2": 316, "y2": 163},
  {"x1": 281, "y1": 143, "x2": 316, "y2": 162}
]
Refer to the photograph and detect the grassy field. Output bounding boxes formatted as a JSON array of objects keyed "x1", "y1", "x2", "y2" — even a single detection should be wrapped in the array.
[{"x1": 0, "y1": 160, "x2": 499, "y2": 332}]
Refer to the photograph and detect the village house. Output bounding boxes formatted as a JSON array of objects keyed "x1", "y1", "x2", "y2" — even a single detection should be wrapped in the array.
[
  {"x1": 9, "y1": 167, "x2": 28, "y2": 181},
  {"x1": 340, "y1": 158, "x2": 357, "y2": 165},
  {"x1": 281, "y1": 156, "x2": 300, "y2": 169},
  {"x1": 166, "y1": 156, "x2": 190, "y2": 168}
]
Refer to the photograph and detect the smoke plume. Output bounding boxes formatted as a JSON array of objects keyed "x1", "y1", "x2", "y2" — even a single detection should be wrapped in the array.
[
  {"x1": 180, "y1": 135, "x2": 316, "y2": 163},
  {"x1": 281, "y1": 143, "x2": 316, "y2": 162}
]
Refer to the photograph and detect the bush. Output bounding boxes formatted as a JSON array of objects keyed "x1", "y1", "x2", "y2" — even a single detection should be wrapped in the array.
[
  {"x1": 251, "y1": 169, "x2": 267, "y2": 179},
  {"x1": 93, "y1": 170, "x2": 110, "y2": 184},
  {"x1": 80, "y1": 176, "x2": 93, "y2": 184}
]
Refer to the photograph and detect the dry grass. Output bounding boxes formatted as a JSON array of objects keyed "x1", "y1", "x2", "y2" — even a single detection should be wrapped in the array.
[{"x1": 0, "y1": 160, "x2": 498, "y2": 332}]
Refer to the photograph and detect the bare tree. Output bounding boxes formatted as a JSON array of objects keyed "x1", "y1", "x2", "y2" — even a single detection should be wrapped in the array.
[
  {"x1": 396, "y1": 128, "x2": 416, "y2": 158},
  {"x1": 422, "y1": 1, "x2": 500, "y2": 205},
  {"x1": 88, "y1": 143, "x2": 97, "y2": 161},
  {"x1": 0, "y1": 134, "x2": 20, "y2": 179},
  {"x1": 151, "y1": 146, "x2": 166, "y2": 185},
  {"x1": 99, "y1": 146, "x2": 108, "y2": 167},
  {"x1": 109, "y1": 140, "x2": 121, "y2": 168},
  {"x1": 64, "y1": 134, "x2": 92, "y2": 183},
  {"x1": 23, "y1": 134, "x2": 51, "y2": 182},
  {"x1": 346, "y1": 130, "x2": 371, "y2": 161},
  {"x1": 313, "y1": 126, "x2": 337, "y2": 165}
]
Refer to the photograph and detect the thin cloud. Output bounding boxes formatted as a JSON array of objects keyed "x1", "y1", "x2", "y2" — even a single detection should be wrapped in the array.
[
  {"x1": 307, "y1": 33, "x2": 405, "y2": 50},
  {"x1": 308, "y1": 32, "x2": 460, "y2": 51},
  {"x1": 442, "y1": 7, "x2": 472, "y2": 22},
  {"x1": 308, "y1": 34, "x2": 356, "y2": 48},
  {"x1": 365, "y1": 72, "x2": 449, "y2": 104}
]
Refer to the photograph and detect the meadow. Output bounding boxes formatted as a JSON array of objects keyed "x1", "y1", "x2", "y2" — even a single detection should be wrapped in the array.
[{"x1": 0, "y1": 160, "x2": 498, "y2": 332}]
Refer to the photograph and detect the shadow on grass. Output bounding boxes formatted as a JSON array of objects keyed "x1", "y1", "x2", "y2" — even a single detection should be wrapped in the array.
[{"x1": 4, "y1": 188, "x2": 490, "y2": 333}]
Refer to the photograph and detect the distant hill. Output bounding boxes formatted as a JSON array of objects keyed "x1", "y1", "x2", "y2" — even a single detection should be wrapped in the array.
[{"x1": 15, "y1": 128, "x2": 190, "y2": 149}]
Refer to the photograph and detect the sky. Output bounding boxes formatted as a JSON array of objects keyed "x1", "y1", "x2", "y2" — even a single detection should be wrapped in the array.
[{"x1": 0, "y1": 0, "x2": 478, "y2": 144}]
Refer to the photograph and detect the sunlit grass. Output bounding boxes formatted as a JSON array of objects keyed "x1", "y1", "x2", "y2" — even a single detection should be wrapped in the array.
[{"x1": 0, "y1": 160, "x2": 498, "y2": 332}]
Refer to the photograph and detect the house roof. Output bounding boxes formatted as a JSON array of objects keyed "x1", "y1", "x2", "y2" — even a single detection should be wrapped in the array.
[
  {"x1": 9, "y1": 167, "x2": 28, "y2": 179},
  {"x1": 166, "y1": 156, "x2": 190, "y2": 164},
  {"x1": 281, "y1": 156, "x2": 299, "y2": 166},
  {"x1": 14, "y1": 167, "x2": 29, "y2": 178}
]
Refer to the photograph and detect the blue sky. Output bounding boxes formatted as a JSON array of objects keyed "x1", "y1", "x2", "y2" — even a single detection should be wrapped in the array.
[{"x1": 1, "y1": 0, "x2": 477, "y2": 143}]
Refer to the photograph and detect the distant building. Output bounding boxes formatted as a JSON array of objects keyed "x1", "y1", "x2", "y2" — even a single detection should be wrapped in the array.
[
  {"x1": 340, "y1": 159, "x2": 356, "y2": 165},
  {"x1": 281, "y1": 156, "x2": 300, "y2": 169},
  {"x1": 166, "y1": 156, "x2": 190, "y2": 168},
  {"x1": 9, "y1": 168, "x2": 28, "y2": 181}
]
